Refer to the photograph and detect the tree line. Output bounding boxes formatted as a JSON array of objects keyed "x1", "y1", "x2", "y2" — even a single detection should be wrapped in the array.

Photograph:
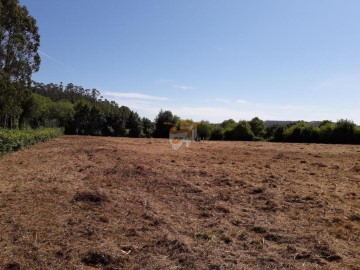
[{"x1": 195, "y1": 117, "x2": 360, "y2": 144}]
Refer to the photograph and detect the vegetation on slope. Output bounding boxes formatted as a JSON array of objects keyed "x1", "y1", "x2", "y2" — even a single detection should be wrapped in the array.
[{"x1": 0, "y1": 128, "x2": 63, "y2": 155}]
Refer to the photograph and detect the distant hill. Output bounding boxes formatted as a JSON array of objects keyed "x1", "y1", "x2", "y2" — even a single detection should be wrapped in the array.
[
  {"x1": 212, "y1": 120, "x2": 322, "y2": 127},
  {"x1": 264, "y1": 120, "x2": 322, "y2": 127}
]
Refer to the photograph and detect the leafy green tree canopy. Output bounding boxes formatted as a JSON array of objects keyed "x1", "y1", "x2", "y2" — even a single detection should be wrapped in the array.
[
  {"x1": 249, "y1": 117, "x2": 266, "y2": 138},
  {"x1": 154, "y1": 110, "x2": 179, "y2": 138},
  {"x1": 197, "y1": 120, "x2": 212, "y2": 139},
  {"x1": 0, "y1": 0, "x2": 40, "y2": 85},
  {"x1": 221, "y1": 119, "x2": 237, "y2": 130},
  {"x1": 283, "y1": 121, "x2": 319, "y2": 143},
  {"x1": 332, "y1": 119, "x2": 356, "y2": 144},
  {"x1": 210, "y1": 126, "x2": 224, "y2": 140}
]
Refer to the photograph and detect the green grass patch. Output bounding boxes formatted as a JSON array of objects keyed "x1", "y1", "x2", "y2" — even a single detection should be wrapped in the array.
[{"x1": 0, "y1": 128, "x2": 63, "y2": 155}]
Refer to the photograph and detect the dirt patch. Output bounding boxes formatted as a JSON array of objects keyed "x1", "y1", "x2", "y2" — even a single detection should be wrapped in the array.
[
  {"x1": 349, "y1": 214, "x2": 360, "y2": 222},
  {"x1": 314, "y1": 244, "x2": 342, "y2": 262},
  {"x1": 72, "y1": 191, "x2": 108, "y2": 204},
  {"x1": 350, "y1": 165, "x2": 360, "y2": 172},
  {"x1": 251, "y1": 226, "x2": 267, "y2": 234},
  {"x1": 264, "y1": 233, "x2": 292, "y2": 244},
  {"x1": 4, "y1": 263, "x2": 21, "y2": 270},
  {"x1": 81, "y1": 251, "x2": 113, "y2": 266}
]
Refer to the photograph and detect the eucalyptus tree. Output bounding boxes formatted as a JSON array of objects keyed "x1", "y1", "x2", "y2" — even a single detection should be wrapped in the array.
[
  {"x1": 0, "y1": 0, "x2": 40, "y2": 128},
  {"x1": 0, "y1": 0, "x2": 40, "y2": 85}
]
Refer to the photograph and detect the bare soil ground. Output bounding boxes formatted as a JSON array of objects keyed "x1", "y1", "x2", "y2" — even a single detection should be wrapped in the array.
[{"x1": 0, "y1": 136, "x2": 359, "y2": 270}]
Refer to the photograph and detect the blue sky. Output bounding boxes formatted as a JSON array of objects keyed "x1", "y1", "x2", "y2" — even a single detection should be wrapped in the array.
[{"x1": 21, "y1": 0, "x2": 360, "y2": 123}]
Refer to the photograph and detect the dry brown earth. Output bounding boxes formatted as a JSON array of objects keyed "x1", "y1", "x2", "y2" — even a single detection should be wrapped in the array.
[{"x1": 0, "y1": 136, "x2": 359, "y2": 269}]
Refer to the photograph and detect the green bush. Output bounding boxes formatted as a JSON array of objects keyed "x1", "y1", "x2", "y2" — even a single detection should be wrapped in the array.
[
  {"x1": 267, "y1": 124, "x2": 286, "y2": 142},
  {"x1": 0, "y1": 128, "x2": 63, "y2": 155},
  {"x1": 249, "y1": 117, "x2": 266, "y2": 138},
  {"x1": 197, "y1": 120, "x2": 212, "y2": 139},
  {"x1": 354, "y1": 127, "x2": 360, "y2": 144},
  {"x1": 331, "y1": 119, "x2": 356, "y2": 144},
  {"x1": 253, "y1": 136, "x2": 264, "y2": 141},
  {"x1": 318, "y1": 122, "x2": 335, "y2": 143},
  {"x1": 210, "y1": 126, "x2": 225, "y2": 140},
  {"x1": 224, "y1": 121, "x2": 254, "y2": 141},
  {"x1": 283, "y1": 121, "x2": 319, "y2": 143}
]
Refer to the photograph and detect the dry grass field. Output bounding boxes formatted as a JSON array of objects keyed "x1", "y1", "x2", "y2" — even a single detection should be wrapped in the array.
[{"x1": 0, "y1": 136, "x2": 359, "y2": 269}]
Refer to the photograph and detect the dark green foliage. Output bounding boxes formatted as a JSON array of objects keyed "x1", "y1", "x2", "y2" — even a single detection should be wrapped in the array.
[
  {"x1": 266, "y1": 124, "x2": 286, "y2": 141},
  {"x1": 253, "y1": 136, "x2": 264, "y2": 141},
  {"x1": 28, "y1": 93, "x2": 52, "y2": 128},
  {"x1": 209, "y1": 118, "x2": 360, "y2": 144},
  {"x1": 319, "y1": 120, "x2": 333, "y2": 127},
  {"x1": 273, "y1": 125, "x2": 286, "y2": 142},
  {"x1": 154, "y1": 110, "x2": 178, "y2": 138},
  {"x1": 0, "y1": 0, "x2": 40, "y2": 128},
  {"x1": 249, "y1": 117, "x2": 266, "y2": 137},
  {"x1": 68, "y1": 100, "x2": 104, "y2": 135},
  {"x1": 87, "y1": 106, "x2": 104, "y2": 135},
  {"x1": 29, "y1": 83, "x2": 145, "y2": 137},
  {"x1": 0, "y1": 127, "x2": 62, "y2": 154},
  {"x1": 0, "y1": 0, "x2": 40, "y2": 85},
  {"x1": 197, "y1": 120, "x2": 212, "y2": 139},
  {"x1": 331, "y1": 119, "x2": 356, "y2": 144},
  {"x1": 270, "y1": 119, "x2": 359, "y2": 144},
  {"x1": 72, "y1": 100, "x2": 91, "y2": 135},
  {"x1": 222, "y1": 119, "x2": 237, "y2": 140},
  {"x1": 142, "y1": 117, "x2": 154, "y2": 138},
  {"x1": 318, "y1": 122, "x2": 335, "y2": 143},
  {"x1": 221, "y1": 119, "x2": 237, "y2": 130},
  {"x1": 127, "y1": 111, "x2": 142, "y2": 138},
  {"x1": 0, "y1": 80, "x2": 27, "y2": 128},
  {"x1": 101, "y1": 105, "x2": 131, "y2": 137},
  {"x1": 223, "y1": 129, "x2": 233, "y2": 140},
  {"x1": 50, "y1": 100, "x2": 74, "y2": 128},
  {"x1": 283, "y1": 121, "x2": 319, "y2": 143},
  {"x1": 354, "y1": 128, "x2": 360, "y2": 144},
  {"x1": 233, "y1": 120, "x2": 254, "y2": 141},
  {"x1": 210, "y1": 126, "x2": 224, "y2": 140},
  {"x1": 224, "y1": 121, "x2": 254, "y2": 141},
  {"x1": 32, "y1": 82, "x2": 100, "y2": 103}
]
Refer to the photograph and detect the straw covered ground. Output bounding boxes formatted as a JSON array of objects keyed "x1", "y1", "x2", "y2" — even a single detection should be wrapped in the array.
[{"x1": 0, "y1": 136, "x2": 359, "y2": 269}]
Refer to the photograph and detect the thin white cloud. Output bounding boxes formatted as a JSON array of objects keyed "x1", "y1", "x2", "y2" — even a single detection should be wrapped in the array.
[
  {"x1": 104, "y1": 91, "x2": 168, "y2": 101},
  {"x1": 38, "y1": 50, "x2": 73, "y2": 70},
  {"x1": 172, "y1": 84, "x2": 195, "y2": 90},
  {"x1": 236, "y1": 99, "x2": 249, "y2": 104},
  {"x1": 214, "y1": 98, "x2": 249, "y2": 104}
]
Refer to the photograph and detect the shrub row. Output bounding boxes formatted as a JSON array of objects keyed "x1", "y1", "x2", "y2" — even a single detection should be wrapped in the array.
[
  {"x1": 0, "y1": 128, "x2": 63, "y2": 155},
  {"x1": 270, "y1": 119, "x2": 360, "y2": 144},
  {"x1": 206, "y1": 118, "x2": 360, "y2": 145}
]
